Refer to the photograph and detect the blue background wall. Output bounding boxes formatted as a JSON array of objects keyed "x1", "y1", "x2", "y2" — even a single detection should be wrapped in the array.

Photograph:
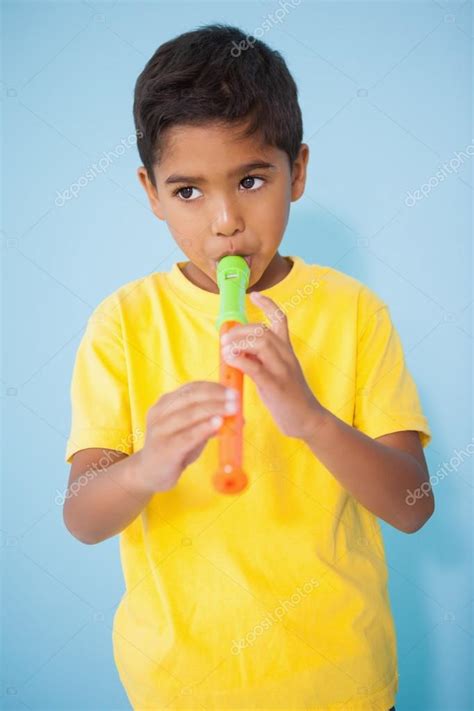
[{"x1": 2, "y1": 1, "x2": 472, "y2": 709}]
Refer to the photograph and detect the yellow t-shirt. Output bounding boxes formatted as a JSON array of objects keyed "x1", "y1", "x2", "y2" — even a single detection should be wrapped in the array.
[{"x1": 65, "y1": 255, "x2": 431, "y2": 711}]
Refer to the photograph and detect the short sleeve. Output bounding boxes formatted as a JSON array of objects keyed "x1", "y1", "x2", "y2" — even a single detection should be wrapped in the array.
[
  {"x1": 65, "y1": 298, "x2": 133, "y2": 463},
  {"x1": 354, "y1": 291, "x2": 432, "y2": 449}
]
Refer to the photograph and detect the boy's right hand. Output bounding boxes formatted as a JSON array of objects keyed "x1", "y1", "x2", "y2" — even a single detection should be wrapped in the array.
[{"x1": 134, "y1": 381, "x2": 240, "y2": 494}]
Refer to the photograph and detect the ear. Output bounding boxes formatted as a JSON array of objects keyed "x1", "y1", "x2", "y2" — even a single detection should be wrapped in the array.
[
  {"x1": 290, "y1": 143, "x2": 310, "y2": 202},
  {"x1": 137, "y1": 166, "x2": 166, "y2": 220}
]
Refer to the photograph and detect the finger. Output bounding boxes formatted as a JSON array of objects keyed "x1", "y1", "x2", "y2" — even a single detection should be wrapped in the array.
[
  {"x1": 222, "y1": 320, "x2": 290, "y2": 379},
  {"x1": 222, "y1": 326, "x2": 289, "y2": 364},
  {"x1": 168, "y1": 414, "x2": 224, "y2": 451},
  {"x1": 153, "y1": 381, "x2": 236, "y2": 420},
  {"x1": 220, "y1": 351, "x2": 277, "y2": 385},
  {"x1": 220, "y1": 322, "x2": 267, "y2": 344},
  {"x1": 249, "y1": 291, "x2": 290, "y2": 342},
  {"x1": 155, "y1": 397, "x2": 239, "y2": 436}
]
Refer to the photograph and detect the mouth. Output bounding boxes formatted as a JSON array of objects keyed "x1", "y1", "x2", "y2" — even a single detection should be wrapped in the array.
[{"x1": 213, "y1": 254, "x2": 252, "y2": 270}]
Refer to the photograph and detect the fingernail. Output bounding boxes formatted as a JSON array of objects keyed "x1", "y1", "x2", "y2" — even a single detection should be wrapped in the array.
[
  {"x1": 226, "y1": 388, "x2": 239, "y2": 400},
  {"x1": 225, "y1": 400, "x2": 238, "y2": 413},
  {"x1": 211, "y1": 416, "x2": 223, "y2": 428}
]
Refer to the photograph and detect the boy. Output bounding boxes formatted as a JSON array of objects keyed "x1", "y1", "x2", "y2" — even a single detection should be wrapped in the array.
[{"x1": 64, "y1": 24, "x2": 433, "y2": 711}]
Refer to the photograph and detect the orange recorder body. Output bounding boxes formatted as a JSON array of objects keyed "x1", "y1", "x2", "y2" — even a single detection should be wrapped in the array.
[{"x1": 212, "y1": 256, "x2": 250, "y2": 494}]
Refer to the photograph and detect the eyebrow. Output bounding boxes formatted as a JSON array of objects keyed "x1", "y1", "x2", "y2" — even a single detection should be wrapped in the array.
[{"x1": 164, "y1": 161, "x2": 277, "y2": 185}]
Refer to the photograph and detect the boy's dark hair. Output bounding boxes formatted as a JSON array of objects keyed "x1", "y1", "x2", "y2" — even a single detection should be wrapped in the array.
[{"x1": 133, "y1": 24, "x2": 303, "y2": 186}]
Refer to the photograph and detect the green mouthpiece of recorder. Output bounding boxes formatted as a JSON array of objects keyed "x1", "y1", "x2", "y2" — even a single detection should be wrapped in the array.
[{"x1": 215, "y1": 256, "x2": 250, "y2": 330}]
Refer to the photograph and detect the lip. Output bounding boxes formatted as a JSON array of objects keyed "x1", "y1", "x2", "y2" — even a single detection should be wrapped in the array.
[{"x1": 213, "y1": 255, "x2": 252, "y2": 269}]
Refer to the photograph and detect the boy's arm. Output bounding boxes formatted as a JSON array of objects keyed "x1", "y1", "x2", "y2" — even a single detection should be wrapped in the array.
[
  {"x1": 63, "y1": 448, "x2": 154, "y2": 545},
  {"x1": 302, "y1": 410, "x2": 434, "y2": 534}
]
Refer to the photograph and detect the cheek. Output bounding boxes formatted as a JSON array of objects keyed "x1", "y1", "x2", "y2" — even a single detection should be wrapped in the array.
[
  {"x1": 251, "y1": 185, "x2": 290, "y2": 232},
  {"x1": 165, "y1": 206, "x2": 207, "y2": 248}
]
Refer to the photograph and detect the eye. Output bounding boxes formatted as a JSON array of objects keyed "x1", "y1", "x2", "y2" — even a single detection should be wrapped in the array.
[
  {"x1": 174, "y1": 186, "x2": 203, "y2": 201},
  {"x1": 240, "y1": 175, "x2": 265, "y2": 191},
  {"x1": 173, "y1": 176, "x2": 265, "y2": 200}
]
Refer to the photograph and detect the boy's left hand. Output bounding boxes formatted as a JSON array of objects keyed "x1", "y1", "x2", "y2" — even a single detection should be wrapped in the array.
[{"x1": 220, "y1": 291, "x2": 326, "y2": 440}]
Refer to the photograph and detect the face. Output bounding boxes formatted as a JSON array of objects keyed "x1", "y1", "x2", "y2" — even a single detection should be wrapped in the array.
[{"x1": 137, "y1": 121, "x2": 309, "y2": 292}]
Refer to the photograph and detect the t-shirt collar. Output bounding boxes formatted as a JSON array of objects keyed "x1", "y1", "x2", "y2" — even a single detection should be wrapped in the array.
[{"x1": 164, "y1": 255, "x2": 306, "y2": 317}]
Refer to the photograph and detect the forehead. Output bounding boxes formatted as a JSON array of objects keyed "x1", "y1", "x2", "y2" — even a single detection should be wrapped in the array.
[{"x1": 157, "y1": 121, "x2": 284, "y2": 172}]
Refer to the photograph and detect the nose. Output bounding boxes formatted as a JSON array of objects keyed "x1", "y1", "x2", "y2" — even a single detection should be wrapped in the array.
[{"x1": 211, "y1": 198, "x2": 244, "y2": 237}]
